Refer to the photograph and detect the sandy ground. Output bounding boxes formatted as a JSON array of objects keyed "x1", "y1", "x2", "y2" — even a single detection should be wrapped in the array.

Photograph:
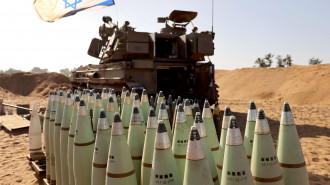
[{"x1": 0, "y1": 68, "x2": 329, "y2": 185}]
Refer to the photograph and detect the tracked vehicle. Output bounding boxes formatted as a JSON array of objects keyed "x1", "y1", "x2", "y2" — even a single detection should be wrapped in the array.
[{"x1": 71, "y1": 10, "x2": 218, "y2": 104}]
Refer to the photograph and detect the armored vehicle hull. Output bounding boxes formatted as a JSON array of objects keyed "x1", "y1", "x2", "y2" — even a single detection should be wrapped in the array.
[{"x1": 71, "y1": 10, "x2": 218, "y2": 104}]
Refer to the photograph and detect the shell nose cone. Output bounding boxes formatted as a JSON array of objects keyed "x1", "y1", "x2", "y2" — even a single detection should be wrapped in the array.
[
  {"x1": 229, "y1": 116, "x2": 238, "y2": 129},
  {"x1": 125, "y1": 91, "x2": 130, "y2": 97},
  {"x1": 189, "y1": 126, "x2": 201, "y2": 141},
  {"x1": 114, "y1": 113, "x2": 121, "y2": 122},
  {"x1": 96, "y1": 93, "x2": 101, "y2": 99},
  {"x1": 185, "y1": 99, "x2": 190, "y2": 106},
  {"x1": 249, "y1": 100, "x2": 256, "y2": 109},
  {"x1": 257, "y1": 108, "x2": 266, "y2": 119},
  {"x1": 283, "y1": 102, "x2": 291, "y2": 112},
  {"x1": 224, "y1": 106, "x2": 232, "y2": 116},
  {"x1": 75, "y1": 96, "x2": 80, "y2": 102},
  {"x1": 79, "y1": 100, "x2": 85, "y2": 106},
  {"x1": 194, "y1": 112, "x2": 202, "y2": 122},
  {"x1": 134, "y1": 94, "x2": 139, "y2": 100},
  {"x1": 142, "y1": 89, "x2": 147, "y2": 95},
  {"x1": 203, "y1": 99, "x2": 210, "y2": 108},
  {"x1": 109, "y1": 96, "x2": 114, "y2": 102},
  {"x1": 99, "y1": 109, "x2": 106, "y2": 118},
  {"x1": 178, "y1": 104, "x2": 184, "y2": 112},
  {"x1": 157, "y1": 121, "x2": 167, "y2": 133},
  {"x1": 67, "y1": 93, "x2": 71, "y2": 98},
  {"x1": 149, "y1": 108, "x2": 156, "y2": 117},
  {"x1": 158, "y1": 91, "x2": 164, "y2": 97},
  {"x1": 133, "y1": 106, "x2": 139, "y2": 114},
  {"x1": 160, "y1": 103, "x2": 166, "y2": 109}
]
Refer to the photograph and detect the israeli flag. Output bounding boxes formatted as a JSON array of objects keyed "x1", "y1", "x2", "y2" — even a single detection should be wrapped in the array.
[{"x1": 33, "y1": 0, "x2": 115, "y2": 22}]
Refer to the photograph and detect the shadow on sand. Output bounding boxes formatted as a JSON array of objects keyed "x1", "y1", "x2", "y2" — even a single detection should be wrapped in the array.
[{"x1": 218, "y1": 110, "x2": 330, "y2": 141}]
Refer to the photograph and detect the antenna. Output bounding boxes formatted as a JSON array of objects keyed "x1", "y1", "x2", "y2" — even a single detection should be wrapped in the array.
[{"x1": 212, "y1": 0, "x2": 214, "y2": 33}]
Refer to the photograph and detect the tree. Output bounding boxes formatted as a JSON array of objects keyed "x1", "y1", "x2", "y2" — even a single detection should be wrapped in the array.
[
  {"x1": 276, "y1": 55, "x2": 285, "y2": 67},
  {"x1": 284, "y1": 55, "x2": 293, "y2": 67},
  {"x1": 255, "y1": 58, "x2": 267, "y2": 68},
  {"x1": 5, "y1": 68, "x2": 23, "y2": 73},
  {"x1": 309, "y1": 57, "x2": 322, "y2": 65},
  {"x1": 263, "y1": 53, "x2": 274, "y2": 67},
  {"x1": 60, "y1": 68, "x2": 71, "y2": 77},
  {"x1": 30, "y1": 67, "x2": 48, "y2": 73}
]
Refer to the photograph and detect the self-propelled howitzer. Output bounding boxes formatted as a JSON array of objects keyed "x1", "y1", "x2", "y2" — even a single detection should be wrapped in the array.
[{"x1": 71, "y1": 10, "x2": 218, "y2": 104}]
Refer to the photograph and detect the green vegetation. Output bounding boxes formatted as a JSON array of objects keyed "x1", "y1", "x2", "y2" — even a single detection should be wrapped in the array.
[
  {"x1": 255, "y1": 53, "x2": 293, "y2": 68},
  {"x1": 308, "y1": 57, "x2": 322, "y2": 65}
]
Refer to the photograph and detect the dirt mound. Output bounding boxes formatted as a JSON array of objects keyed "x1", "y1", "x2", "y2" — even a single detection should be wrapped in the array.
[
  {"x1": 0, "y1": 72, "x2": 71, "y2": 97},
  {"x1": 215, "y1": 64, "x2": 330, "y2": 104}
]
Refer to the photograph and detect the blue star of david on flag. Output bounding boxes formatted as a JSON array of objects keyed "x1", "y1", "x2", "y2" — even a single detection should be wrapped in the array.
[
  {"x1": 63, "y1": 0, "x2": 82, "y2": 10},
  {"x1": 34, "y1": 0, "x2": 115, "y2": 22}
]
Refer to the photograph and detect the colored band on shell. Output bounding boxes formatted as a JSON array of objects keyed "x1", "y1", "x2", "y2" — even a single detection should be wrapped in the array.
[
  {"x1": 131, "y1": 156, "x2": 143, "y2": 160},
  {"x1": 211, "y1": 147, "x2": 219, "y2": 151},
  {"x1": 174, "y1": 154, "x2": 186, "y2": 159},
  {"x1": 74, "y1": 140, "x2": 95, "y2": 146},
  {"x1": 93, "y1": 163, "x2": 107, "y2": 168},
  {"x1": 107, "y1": 170, "x2": 135, "y2": 178},
  {"x1": 253, "y1": 175, "x2": 283, "y2": 182},
  {"x1": 142, "y1": 162, "x2": 152, "y2": 168},
  {"x1": 29, "y1": 148, "x2": 42, "y2": 151},
  {"x1": 279, "y1": 162, "x2": 306, "y2": 168}
]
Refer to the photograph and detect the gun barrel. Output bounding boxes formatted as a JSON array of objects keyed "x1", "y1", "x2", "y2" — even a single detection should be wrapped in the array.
[{"x1": 107, "y1": 21, "x2": 117, "y2": 29}]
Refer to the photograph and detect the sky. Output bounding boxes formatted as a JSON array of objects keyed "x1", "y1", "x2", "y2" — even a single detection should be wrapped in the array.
[{"x1": 0, "y1": 0, "x2": 329, "y2": 72}]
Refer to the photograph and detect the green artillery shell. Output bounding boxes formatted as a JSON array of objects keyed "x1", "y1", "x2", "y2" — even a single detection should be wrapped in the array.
[
  {"x1": 216, "y1": 106, "x2": 232, "y2": 182},
  {"x1": 67, "y1": 96, "x2": 79, "y2": 185},
  {"x1": 150, "y1": 121, "x2": 181, "y2": 185},
  {"x1": 277, "y1": 102, "x2": 309, "y2": 185},
  {"x1": 172, "y1": 104, "x2": 189, "y2": 180},
  {"x1": 183, "y1": 126, "x2": 213, "y2": 185},
  {"x1": 141, "y1": 108, "x2": 157, "y2": 185},
  {"x1": 251, "y1": 109, "x2": 284, "y2": 185},
  {"x1": 60, "y1": 94, "x2": 73, "y2": 185},
  {"x1": 220, "y1": 116, "x2": 254, "y2": 185},
  {"x1": 194, "y1": 112, "x2": 220, "y2": 185},
  {"x1": 202, "y1": 100, "x2": 219, "y2": 162},
  {"x1": 244, "y1": 101, "x2": 257, "y2": 164},
  {"x1": 92, "y1": 110, "x2": 111, "y2": 185},
  {"x1": 54, "y1": 92, "x2": 65, "y2": 185},
  {"x1": 141, "y1": 89, "x2": 150, "y2": 125},
  {"x1": 158, "y1": 103, "x2": 173, "y2": 143},
  {"x1": 184, "y1": 99, "x2": 194, "y2": 128},
  {"x1": 106, "y1": 113, "x2": 138, "y2": 185},
  {"x1": 49, "y1": 91, "x2": 58, "y2": 184},
  {"x1": 73, "y1": 100, "x2": 95, "y2": 185},
  {"x1": 121, "y1": 91, "x2": 132, "y2": 137},
  {"x1": 127, "y1": 106, "x2": 145, "y2": 185},
  {"x1": 44, "y1": 92, "x2": 52, "y2": 180},
  {"x1": 92, "y1": 94, "x2": 103, "y2": 134},
  {"x1": 106, "y1": 96, "x2": 116, "y2": 130}
]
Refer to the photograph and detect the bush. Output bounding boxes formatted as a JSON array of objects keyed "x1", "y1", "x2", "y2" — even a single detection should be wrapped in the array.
[{"x1": 309, "y1": 57, "x2": 322, "y2": 65}]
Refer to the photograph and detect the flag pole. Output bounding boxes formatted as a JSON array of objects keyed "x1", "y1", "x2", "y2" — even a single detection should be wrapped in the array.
[{"x1": 212, "y1": 0, "x2": 214, "y2": 33}]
